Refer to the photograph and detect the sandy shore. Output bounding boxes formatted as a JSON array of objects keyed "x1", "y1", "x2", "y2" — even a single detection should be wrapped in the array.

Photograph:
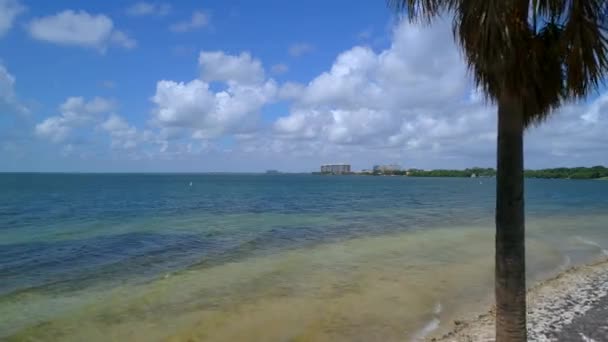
[{"x1": 428, "y1": 258, "x2": 608, "y2": 341}]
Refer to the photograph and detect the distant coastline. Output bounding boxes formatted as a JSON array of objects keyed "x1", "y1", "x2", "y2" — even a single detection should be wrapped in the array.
[{"x1": 314, "y1": 166, "x2": 608, "y2": 180}]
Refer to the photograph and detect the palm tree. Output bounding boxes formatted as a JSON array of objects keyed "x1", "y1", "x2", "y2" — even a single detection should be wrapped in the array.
[{"x1": 390, "y1": 1, "x2": 608, "y2": 341}]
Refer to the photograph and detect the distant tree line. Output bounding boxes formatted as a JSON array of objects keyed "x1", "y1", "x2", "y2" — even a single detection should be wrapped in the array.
[
  {"x1": 368, "y1": 166, "x2": 608, "y2": 179},
  {"x1": 524, "y1": 166, "x2": 608, "y2": 179},
  {"x1": 405, "y1": 167, "x2": 496, "y2": 177}
]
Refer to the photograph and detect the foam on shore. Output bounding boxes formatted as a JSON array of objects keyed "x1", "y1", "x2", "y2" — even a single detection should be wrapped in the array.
[
  {"x1": 411, "y1": 302, "x2": 443, "y2": 341},
  {"x1": 429, "y1": 258, "x2": 608, "y2": 341}
]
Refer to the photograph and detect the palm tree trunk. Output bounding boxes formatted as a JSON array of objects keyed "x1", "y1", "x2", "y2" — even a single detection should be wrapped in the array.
[{"x1": 495, "y1": 93, "x2": 526, "y2": 342}]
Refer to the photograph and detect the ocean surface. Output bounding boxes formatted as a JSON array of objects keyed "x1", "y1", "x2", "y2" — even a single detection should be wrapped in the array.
[{"x1": 1, "y1": 173, "x2": 608, "y2": 341}]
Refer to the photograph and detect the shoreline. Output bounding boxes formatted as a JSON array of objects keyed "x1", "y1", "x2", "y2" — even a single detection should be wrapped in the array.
[{"x1": 428, "y1": 257, "x2": 608, "y2": 341}]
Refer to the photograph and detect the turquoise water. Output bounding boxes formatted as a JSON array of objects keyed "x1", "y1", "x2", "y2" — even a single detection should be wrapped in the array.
[{"x1": 1, "y1": 174, "x2": 608, "y2": 341}]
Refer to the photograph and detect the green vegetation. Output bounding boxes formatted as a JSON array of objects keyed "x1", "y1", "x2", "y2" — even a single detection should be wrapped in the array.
[
  {"x1": 406, "y1": 167, "x2": 496, "y2": 178},
  {"x1": 524, "y1": 166, "x2": 608, "y2": 180},
  {"x1": 364, "y1": 166, "x2": 608, "y2": 179}
]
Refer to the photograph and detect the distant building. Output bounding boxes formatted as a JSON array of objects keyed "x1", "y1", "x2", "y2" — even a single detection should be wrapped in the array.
[
  {"x1": 321, "y1": 164, "x2": 351, "y2": 174},
  {"x1": 373, "y1": 164, "x2": 402, "y2": 173}
]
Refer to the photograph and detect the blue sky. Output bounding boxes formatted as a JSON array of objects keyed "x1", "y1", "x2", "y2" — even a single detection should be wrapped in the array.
[
  {"x1": 3, "y1": 1, "x2": 389, "y2": 127},
  {"x1": 1, "y1": 0, "x2": 607, "y2": 172}
]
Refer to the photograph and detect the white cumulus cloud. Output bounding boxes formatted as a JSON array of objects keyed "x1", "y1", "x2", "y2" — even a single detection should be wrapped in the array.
[
  {"x1": 126, "y1": 2, "x2": 171, "y2": 16},
  {"x1": 151, "y1": 78, "x2": 277, "y2": 139},
  {"x1": 27, "y1": 10, "x2": 136, "y2": 50},
  {"x1": 169, "y1": 11, "x2": 208, "y2": 32},
  {"x1": 0, "y1": 63, "x2": 27, "y2": 114},
  {"x1": 149, "y1": 50, "x2": 277, "y2": 142},
  {"x1": 101, "y1": 114, "x2": 150, "y2": 149},
  {"x1": 260, "y1": 18, "x2": 608, "y2": 168},
  {"x1": 0, "y1": 64, "x2": 17, "y2": 105},
  {"x1": 199, "y1": 51, "x2": 265, "y2": 85},
  {"x1": 110, "y1": 30, "x2": 137, "y2": 49},
  {"x1": 273, "y1": 19, "x2": 469, "y2": 150},
  {"x1": 22, "y1": 16, "x2": 608, "y2": 169},
  {"x1": 525, "y1": 94, "x2": 608, "y2": 167},
  {"x1": 36, "y1": 97, "x2": 114, "y2": 142},
  {"x1": 0, "y1": 0, "x2": 25, "y2": 37}
]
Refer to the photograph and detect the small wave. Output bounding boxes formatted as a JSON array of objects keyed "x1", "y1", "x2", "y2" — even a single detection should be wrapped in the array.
[
  {"x1": 576, "y1": 236, "x2": 601, "y2": 248},
  {"x1": 411, "y1": 301, "x2": 442, "y2": 342},
  {"x1": 575, "y1": 236, "x2": 608, "y2": 256},
  {"x1": 579, "y1": 332, "x2": 598, "y2": 342},
  {"x1": 433, "y1": 302, "x2": 442, "y2": 315},
  {"x1": 411, "y1": 318, "x2": 440, "y2": 342}
]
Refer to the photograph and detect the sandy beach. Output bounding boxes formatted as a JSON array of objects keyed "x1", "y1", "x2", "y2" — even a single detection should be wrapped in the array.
[{"x1": 429, "y1": 258, "x2": 608, "y2": 341}]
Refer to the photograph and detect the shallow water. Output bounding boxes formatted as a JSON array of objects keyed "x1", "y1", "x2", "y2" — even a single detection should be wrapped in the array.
[{"x1": 1, "y1": 174, "x2": 607, "y2": 341}]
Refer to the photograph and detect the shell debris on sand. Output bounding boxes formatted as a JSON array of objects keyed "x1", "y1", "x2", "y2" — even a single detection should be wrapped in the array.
[{"x1": 429, "y1": 258, "x2": 608, "y2": 341}]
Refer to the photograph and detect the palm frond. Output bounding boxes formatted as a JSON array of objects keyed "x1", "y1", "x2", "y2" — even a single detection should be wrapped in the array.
[
  {"x1": 390, "y1": 0, "x2": 608, "y2": 128},
  {"x1": 454, "y1": 1, "x2": 532, "y2": 99},
  {"x1": 523, "y1": 22, "x2": 565, "y2": 126},
  {"x1": 386, "y1": 0, "x2": 452, "y2": 22},
  {"x1": 536, "y1": 0, "x2": 568, "y2": 20},
  {"x1": 561, "y1": 0, "x2": 608, "y2": 98}
]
